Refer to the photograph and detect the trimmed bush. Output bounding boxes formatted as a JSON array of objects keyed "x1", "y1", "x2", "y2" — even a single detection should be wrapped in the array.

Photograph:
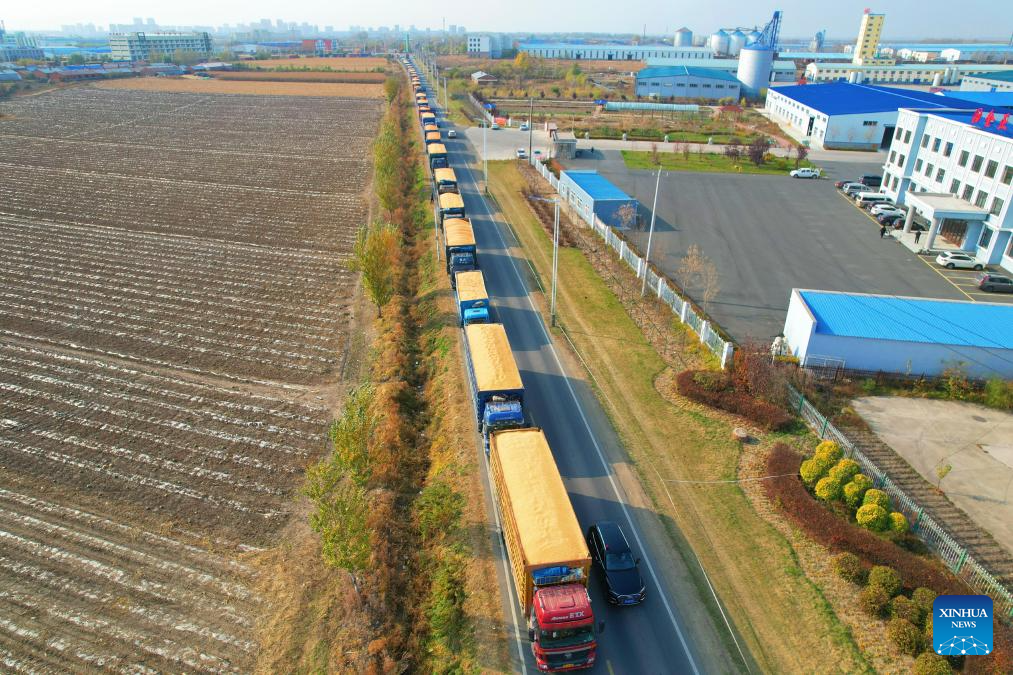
[
  {"x1": 912, "y1": 652, "x2": 952, "y2": 675},
  {"x1": 677, "y1": 369, "x2": 794, "y2": 431},
  {"x1": 856, "y1": 503, "x2": 889, "y2": 531},
  {"x1": 860, "y1": 584, "x2": 891, "y2": 617},
  {"x1": 887, "y1": 618, "x2": 923, "y2": 656},
  {"x1": 868, "y1": 565, "x2": 902, "y2": 597},
  {"x1": 890, "y1": 595, "x2": 924, "y2": 625},
  {"x1": 800, "y1": 457, "x2": 832, "y2": 488},
  {"x1": 863, "y1": 489, "x2": 890, "y2": 510},
  {"x1": 764, "y1": 445, "x2": 967, "y2": 596},
  {"x1": 843, "y1": 480, "x2": 867, "y2": 509},
  {"x1": 814, "y1": 440, "x2": 843, "y2": 463},
  {"x1": 912, "y1": 587, "x2": 937, "y2": 615},
  {"x1": 832, "y1": 552, "x2": 867, "y2": 585},
  {"x1": 889, "y1": 511, "x2": 909, "y2": 534},
  {"x1": 829, "y1": 458, "x2": 860, "y2": 483},
  {"x1": 815, "y1": 476, "x2": 843, "y2": 502}
]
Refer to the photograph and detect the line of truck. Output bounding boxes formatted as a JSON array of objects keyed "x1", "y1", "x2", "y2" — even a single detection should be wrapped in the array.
[{"x1": 404, "y1": 55, "x2": 600, "y2": 672}]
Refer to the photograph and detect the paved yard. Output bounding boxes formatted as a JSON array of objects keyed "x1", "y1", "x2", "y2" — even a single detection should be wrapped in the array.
[
  {"x1": 853, "y1": 397, "x2": 1013, "y2": 560},
  {"x1": 562, "y1": 150, "x2": 965, "y2": 341}
]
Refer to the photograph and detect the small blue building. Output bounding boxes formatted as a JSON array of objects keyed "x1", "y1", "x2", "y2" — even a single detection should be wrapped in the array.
[
  {"x1": 558, "y1": 170, "x2": 639, "y2": 229},
  {"x1": 635, "y1": 65, "x2": 742, "y2": 101},
  {"x1": 783, "y1": 289, "x2": 1013, "y2": 379}
]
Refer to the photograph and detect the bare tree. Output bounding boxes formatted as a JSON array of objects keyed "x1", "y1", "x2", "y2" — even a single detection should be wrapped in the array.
[
  {"x1": 795, "y1": 143, "x2": 809, "y2": 169},
  {"x1": 747, "y1": 137, "x2": 768, "y2": 166},
  {"x1": 675, "y1": 244, "x2": 721, "y2": 313},
  {"x1": 347, "y1": 222, "x2": 400, "y2": 317},
  {"x1": 650, "y1": 142, "x2": 660, "y2": 166},
  {"x1": 682, "y1": 142, "x2": 691, "y2": 161}
]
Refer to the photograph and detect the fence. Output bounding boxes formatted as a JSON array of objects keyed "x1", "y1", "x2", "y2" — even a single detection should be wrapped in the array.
[
  {"x1": 527, "y1": 156, "x2": 735, "y2": 369},
  {"x1": 468, "y1": 93, "x2": 494, "y2": 125},
  {"x1": 787, "y1": 384, "x2": 1013, "y2": 617}
]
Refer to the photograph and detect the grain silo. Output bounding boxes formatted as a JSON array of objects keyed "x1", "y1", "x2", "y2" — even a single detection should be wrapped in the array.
[
  {"x1": 674, "y1": 27, "x2": 693, "y2": 47},
  {"x1": 709, "y1": 29, "x2": 729, "y2": 56},
  {"x1": 728, "y1": 30, "x2": 747, "y2": 56}
]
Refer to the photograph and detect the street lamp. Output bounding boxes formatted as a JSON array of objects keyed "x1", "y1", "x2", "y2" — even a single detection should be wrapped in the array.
[
  {"x1": 483, "y1": 117, "x2": 488, "y2": 194},
  {"x1": 642, "y1": 167, "x2": 662, "y2": 296},
  {"x1": 529, "y1": 195, "x2": 561, "y2": 326}
]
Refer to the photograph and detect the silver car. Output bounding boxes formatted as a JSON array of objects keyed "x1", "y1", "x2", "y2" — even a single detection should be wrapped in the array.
[{"x1": 935, "y1": 251, "x2": 983, "y2": 270}]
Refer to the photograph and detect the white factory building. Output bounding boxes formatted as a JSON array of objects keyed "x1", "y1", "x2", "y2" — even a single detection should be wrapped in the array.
[
  {"x1": 635, "y1": 66, "x2": 741, "y2": 101},
  {"x1": 961, "y1": 72, "x2": 1013, "y2": 93},
  {"x1": 881, "y1": 107, "x2": 1013, "y2": 273},
  {"x1": 764, "y1": 83, "x2": 979, "y2": 151},
  {"x1": 467, "y1": 34, "x2": 509, "y2": 58},
  {"x1": 109, "y1": 31, "x2": 212, "y2": 61},
  {"x1": 518, "y1": 43, "x2": 712, "y2": 61},
  {"x1": 804, "y1": 62, "x2": 1013, "y2": 87}
]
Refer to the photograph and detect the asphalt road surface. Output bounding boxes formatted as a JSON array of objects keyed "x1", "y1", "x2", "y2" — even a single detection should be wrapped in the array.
[{"x1": 416, "y1": 73, "x2": 744, "y2": 674}]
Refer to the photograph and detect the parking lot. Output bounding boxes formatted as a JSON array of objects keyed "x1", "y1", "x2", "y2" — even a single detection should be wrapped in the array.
[{"x1": 563, "y1": 150, "x2": 969, "y2": 341}]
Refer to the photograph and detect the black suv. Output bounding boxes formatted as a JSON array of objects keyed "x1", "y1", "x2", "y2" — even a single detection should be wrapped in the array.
[
  {"x1": 586, "y1": 521, "x2": 645, "y2": 605},
  {"x1": 859, "y1": 174, "x2": 882, "y2": 188}
]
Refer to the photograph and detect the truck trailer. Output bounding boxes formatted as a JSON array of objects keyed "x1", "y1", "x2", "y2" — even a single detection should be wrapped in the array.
[
  {"x1": 420, "y1": 112, "x2": 437, "y2": 128},
  {"x1": 443, "y1": 217, "x2": 476, "y2": 282},
  {"x1": 463, "y1": 323, "x2": 525, "y2": 441},
  {"x1": 490, "y1": 428, "x2": 598, "y2": 672},
  {"x1": 454, "y1": 270, "x2": 490, "y2": 326},
  {"x1": 433, "y1": 167, "x2": 458, "y2": 194},
  {"x1": 425, "y1": 130, "x2": 442, "y2": 146},
  {"x1": 438, "y1": 191, "x2": 466, "y2": 223},
  {"x1": 427, "y1": 142, "x2": 448, "y2": 170}
]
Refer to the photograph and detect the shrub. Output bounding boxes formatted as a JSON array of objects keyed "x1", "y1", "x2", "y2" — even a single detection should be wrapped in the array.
[
  {"x1": 887, "y1": 618, "x2": 923, "y2": 656},
  {"x1": 859, "y1": 584, "x2": 891, "y2": 617},
  {"x1": 890, "y1": 595, "x2": 924, "y2": 625},
  {"x1": 843, "y1": 478, "x2": 871, "y2": 509},
  {"x1": 764, "y1": 445, "x2": 967, "y2": 595},
  {"x1": 815, "y1": 476, "x2": 843, "y2": 502},
  {"x1": 983, "y1": 377, "x2": 1013, "y2": 410},
  {"x1": 911, "y1": 587, "x2": 937, "y2": 616},
  {"x1": 889, "y1": 512, "x2": 909, "y2": 534},
  {"x1": 676, "y1": 369, "x2": 794, "y2": 431},
  {"x1": 912, "y1": 652, "x2": 952, "y2": 675},
  {"x1": 829, "y1": 458, "x2": 860, "y2": 483},
  {"x1": 832, "y1": 552, "x2": 867, "y2": 584},
  {"x1": 800, "y1": 457, "x2": 831, "y2": 488},
  {"x1": 814, "y1": 440, "x2": 843, "y2": 463},
  {"x1": 868, "y1": 565, "x2": 902, "y2": 597},
  {"x1": 856, "y1": 503, "x2": 888, "y2": 531},
  {"x1": 863, "y1": 488, "x2": 890, "y2": 510}
]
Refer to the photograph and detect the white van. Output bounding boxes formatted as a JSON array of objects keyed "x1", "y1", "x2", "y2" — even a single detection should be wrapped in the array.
[{"x1": 855, "y1": 192, "x2": 892, "y2": 209}]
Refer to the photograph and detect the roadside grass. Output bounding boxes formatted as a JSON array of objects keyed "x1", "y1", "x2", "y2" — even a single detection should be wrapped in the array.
[
  {"x1": 622, "y1": 149, "x2": 816, "y2": 174},
  {"x1": 488, "y1": 160, "x2": 869, "y2": 674},
  {"x1": 446, "y1": 93, "x2": 478, "y2": 127}
]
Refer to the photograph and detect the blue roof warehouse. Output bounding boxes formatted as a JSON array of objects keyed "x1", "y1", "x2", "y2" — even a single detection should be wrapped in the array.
[
  {"x1": 558, "y1": 170, "x2": 639, "y2": 229},
  {"x1": 635, "y1": 66, "x2": 741, "y2": 102},
  {"x1": 783, "y1": 289, "x2": 1013, "y2": 379}
]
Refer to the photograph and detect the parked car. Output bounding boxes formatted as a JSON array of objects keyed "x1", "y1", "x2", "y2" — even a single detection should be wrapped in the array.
[
  {"x1": 855, "y1": 193, "x2": 891, "y2": 208},
  {"x1": 446, "y1": 129, "x2": 457, "y2": 138},
  {"x1": 516, "y1": 148, "x2": 527, "y2": 159},
  {"x1": 842, "y1": 182, "x2": 868, "y2": 197},
  {"x1": 975, "y1": 272, "x2": 1013, "y2": 293},
  {"x1": 871, "y1": 204, "x2": 904, "y2": 217},
  {"x1": 878, "y1": 213, "x2": 905, "y2": 226},
  {"x1": 859, "y1": 174, "x2": 882, "y2": 188},
  {"x1": 533, "y1": 149, "x2": 543, "y2": 158},
  {"x1": 790, "y1": 167, "x2": 820, "y2": 179},
  {"x1": 586, "y1": 521, "x2": 645, "y2": 606},
  {"x1": 935, "y1": 251, "x2": 983, "y2": 270},
  {"x1": 519, "y1": 122, "x2": 530, "y2": 131},
  {"x1": 490, "y1": 122, "x2": 500, "y2": 130}
]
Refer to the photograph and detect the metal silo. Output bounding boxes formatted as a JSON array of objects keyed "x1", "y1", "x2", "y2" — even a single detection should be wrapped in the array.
[
  {"x1": 674, "y1": 27, "x2": 693, "y2": 48},
  {"x1": 746, "y1": 29, "x2": 762, "y2": 45},
  {"x1": 728, "y1": 30, "x2": 747, "y2": 56},
  {"x1": 736, "y1": 45, "x2": 774, "y2": 96},
  {"x1": 709, "y1": 29, "x2": 729, "y2": 56}
]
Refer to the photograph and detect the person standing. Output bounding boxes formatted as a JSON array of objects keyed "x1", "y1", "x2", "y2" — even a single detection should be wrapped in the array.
[
  {"x1": 914, "y1": 229, "x2": 922, "y2": 244},
  {"x1": 880, "y1": 224, "x2": 887, "y2": 238}
]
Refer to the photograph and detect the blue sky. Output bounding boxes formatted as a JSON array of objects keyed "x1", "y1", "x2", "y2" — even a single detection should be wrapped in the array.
[{"x1": 6, "y1": 0, "x2": 1009, "y2": 40}]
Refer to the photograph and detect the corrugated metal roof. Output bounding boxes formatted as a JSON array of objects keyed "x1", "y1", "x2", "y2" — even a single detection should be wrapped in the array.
[
  {"x1": 562, "y1": 171, "x2": 632, "y2": 202},
  {"x1": 924, "y1": 109, "x2": 1013, "y2": 140},
  {"x1": 768, "y1": 83, "x2": 982, "y2": 116},
  {"x1": 964, "y1": 71, "x2": 1013, "y2": 84},
  {"x1": 799, "y1": 290, "x2": 1013, "y2": 350},
  {"x1": 939, "y1": 90, "x2": 1013, "y2": 107},
  {"x1": 637, "y1": 65, "x2": 741, "y2": 83},
  {"x1": 647, "y1": 57, "x2": 795, "y2": 71}
]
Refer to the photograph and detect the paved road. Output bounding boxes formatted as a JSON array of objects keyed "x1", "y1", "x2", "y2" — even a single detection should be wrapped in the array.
[
  {"x1": 560, "y1": 150, "x2": 965, "y2": 342},
  {"x1": 417, "y1": 72, "x2": 743, "y2": 674}
]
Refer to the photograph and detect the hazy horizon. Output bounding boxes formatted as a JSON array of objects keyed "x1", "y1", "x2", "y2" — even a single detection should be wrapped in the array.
[{"x1": 3, "y1": 0, "x2": 1010, "y2": 41}]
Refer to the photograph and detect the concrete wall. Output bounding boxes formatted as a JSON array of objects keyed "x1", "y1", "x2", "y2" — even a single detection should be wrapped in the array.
[{"x1": 783, "y1": 290, "x2": 816, "y2": 363}]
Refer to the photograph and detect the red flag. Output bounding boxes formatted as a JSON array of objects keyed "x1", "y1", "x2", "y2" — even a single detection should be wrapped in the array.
[
  {"x1": 971, "y1": 108, "x2": 983, "y2": 124},
  {"x1": 999, "y1": 113, "x2": 1009, "y2": 131},
  {"x1": 984, "y1": 110, "x2": 996, "y2": 127}
]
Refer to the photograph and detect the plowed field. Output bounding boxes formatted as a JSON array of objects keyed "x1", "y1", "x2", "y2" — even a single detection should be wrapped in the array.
[
  {"x1": 0, "y1": 87, "x2": 381, "y2": 672},
  {"x1": 248, "y1": 56, "x2": 388, "y2": 70},
  {"x1": 96, "y1": 77, "x2": 384, "y2": 97}
]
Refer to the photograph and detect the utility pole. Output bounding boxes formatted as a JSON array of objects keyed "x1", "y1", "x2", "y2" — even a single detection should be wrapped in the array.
[
  {"x1": 528, "y1": 97, "x2": 534, "y2": 160},
  {"x1": 483, "y1": 118, "x2": 488, "y2": 194},
  {"x1": 551, "y1": 199, "x2": 560, "y2": 326},
  {"x1": 642, "y1": 167, "x2": 662, "y2": 296}
]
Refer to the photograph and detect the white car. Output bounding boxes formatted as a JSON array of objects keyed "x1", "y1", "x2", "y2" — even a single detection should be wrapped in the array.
[
  {"x1": 446, "y1": 129, "x2": 457, "y2": 138},
  {"x1": 516, "y1": 148, "x2": 527, "y2": 159},
  {"x1": 789, "y1": 167, "x2": 820, "y2": 179},
  {"x1": 935, "y1": 251, "x2": 983, "y2": 270},
  {"x1": 871, "y1": 203, "x2": 903, "y2": 216}
]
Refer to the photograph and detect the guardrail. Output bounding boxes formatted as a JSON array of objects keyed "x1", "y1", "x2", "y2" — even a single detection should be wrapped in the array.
[
  {"x1": 526, "y1": 156, "x2": 734, "y2": 369},
  {"x1": 787, "y1": 384, "x2": 1013, "y2": 618}
]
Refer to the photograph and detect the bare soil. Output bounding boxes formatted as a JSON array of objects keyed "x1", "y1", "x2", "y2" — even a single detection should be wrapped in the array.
[
  {"x1": 0, "y1": 87, "x2": 381, "y2": 671},
  {"x1": 249, "y1": 56, "x2": 389, "y2": 71},
  {"x1": 96, "y1": 77, "x2": 384, "y2": 97}
]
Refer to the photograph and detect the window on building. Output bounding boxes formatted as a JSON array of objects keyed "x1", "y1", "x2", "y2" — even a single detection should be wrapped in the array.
[
  {"x1": 992, "y1": 196, "x2": 1005, "y2": 216},
  {"x1": 936, "y1": 168, "x2": 945, "y2": 183},
  {"x1": 915, "y1": 159, "x2": 923, "y2": 172},
  {"x1": 925, "y1": 163, "x2": 933, "y2": 176},
  {"x1": 1002, "y1": 166, "x2": 1013, "y2": 185},
  {"x1": 962, "y1": 185, "x2": 974, "y2": 201},
  {"x1": 932, "y1": 138, "x2": 941, "y2": 152},
  {"x1": 950, "y1": 179, "x2": 960, "y2": 194},
  {"x1": 897, "y1": 154, "x2": 905, "y2": 168},
  {"x1": 958, "y1": 150, "x2": 969, "y2": 167},
  {"x1": 862, "y1": 120, "x2": 877, "y2": 126},
  {"x1": 920, "y1": 135, "x2": 930, "y2": 148},
  {"x1": 984, "y1": 160, "x2": 998, "y2": 178},
  {"x1": 889, "y1": 150, "x2": 896, "y2": 164},
  {"x1": 974, "y1": 190, "x2": 988, "y2": 208},
  {"x1": 904, "y1": 129, "x2": 911, "y2": 143},
  {"x1": 971, "y1": 155, "x2": 984, "y2": 172},
  {"x1": 943, "y1": 142, "x2": 953, "y2": 157},
  {"x1": 979, "y1": 227, "x2": 992, "y2": 248}
]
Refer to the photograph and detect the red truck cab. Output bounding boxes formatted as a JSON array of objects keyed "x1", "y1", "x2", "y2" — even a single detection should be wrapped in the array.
[{"x1": 529, "y1": 584, "x2": 597, "y2": 671}]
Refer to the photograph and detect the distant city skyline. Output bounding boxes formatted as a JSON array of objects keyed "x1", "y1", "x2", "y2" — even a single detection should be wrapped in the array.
[{"x1": 3, "y1": 0, "x2": 1010, "y2": 40}]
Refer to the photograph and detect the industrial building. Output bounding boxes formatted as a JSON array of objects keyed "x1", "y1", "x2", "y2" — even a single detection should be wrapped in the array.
[
  {"x1": 645, "y1": 57, "x2": 795, "y2": 84},
  {"x1": 558, "y1": 170, "x2": 639, "y2": 229},
  {"x1": 765, "y1": 82, "x2": 981, "y2": 150},
  {"x1": 467, "y1": 34, "x2": 509, "y2": 58},
  {"x1": 518, "y1": 43, "x2": 711, "y2": 61},
  {"x1": 880, "y1": 106, "x2": 1013, "y2": 272},
  {"x1": 782, "y1": 289, "x2": 1013, "y2": 379},
  {"x1": 109, "y1": 31, "x2": 213, "y2": 61},
  {"x1": 961, "y1": 71, "x2": 1013, "y2": 93},
  {"x1": 880, "y1": 43, "x2": 1013, "y2": 64},
  {"x1": 852, "y1": 10, "x2": 888, "y2": 65},
  {"x1": 803, "y1": 62, "x2": 1013, "y2": 86},
  {"x1": 635, "y1": 66, "x2": 741, "y2": 101},
  {"x1": 0, "y1": 21, "x2": 44, "y2": 62}
]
